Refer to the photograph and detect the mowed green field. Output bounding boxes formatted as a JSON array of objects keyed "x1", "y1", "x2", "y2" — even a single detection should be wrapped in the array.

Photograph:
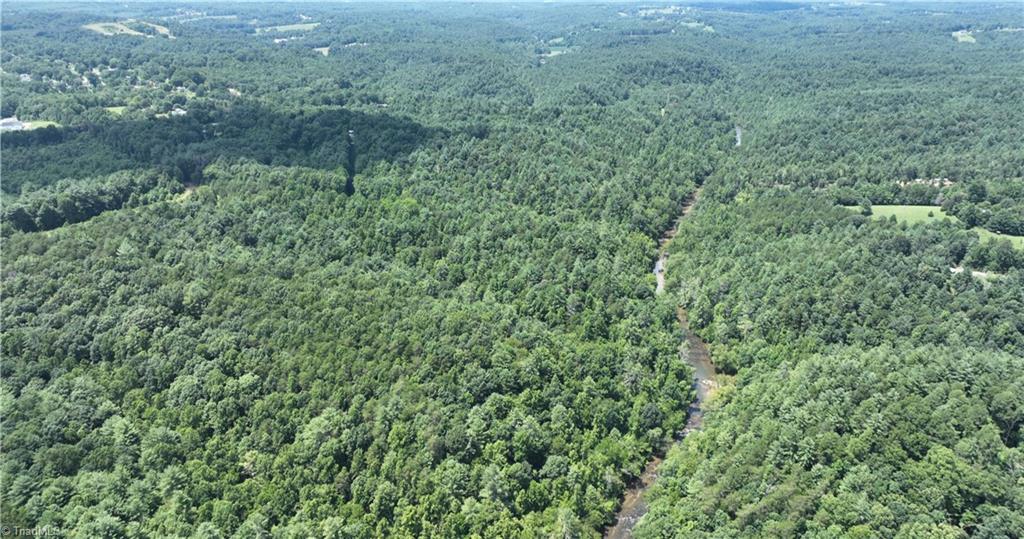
[
  {"x1": 869, "y1": 204, "x2": 956, "y2": 222},
  {"x1": 25, "y1": 120, "x2": 60, "y2": 129},
  {"x1": 975, "y1": 227, "x2": 1024, "y2": 249},
  {"x1": 83, "y1": 22, "x2": 144, "y2": 36},
  {"x1": 846, "y1": 205, "x2": 1024, "y2": 249},
  {"x1": 255, "y1": 22, "x2": 319, "y2": 33}
]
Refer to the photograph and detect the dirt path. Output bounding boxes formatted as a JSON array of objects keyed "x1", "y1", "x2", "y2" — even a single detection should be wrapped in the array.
[{"x1": 606, "y1": 189, "x2": 716, "y2": 539}]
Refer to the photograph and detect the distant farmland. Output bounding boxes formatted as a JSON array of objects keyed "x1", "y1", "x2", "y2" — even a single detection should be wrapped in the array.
[{"x1": 848, "y1": 205, "x2": 1024, "y2": 249}]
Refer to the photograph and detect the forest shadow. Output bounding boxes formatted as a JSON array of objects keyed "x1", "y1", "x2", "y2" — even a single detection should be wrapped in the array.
[{"x1": 1, "y1": 101, "x2": 446, "y2": 192}]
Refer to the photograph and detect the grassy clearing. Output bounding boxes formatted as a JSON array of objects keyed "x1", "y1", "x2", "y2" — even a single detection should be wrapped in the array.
[
  {"x1": 83, "y1": 22, "x2": 145, "y2": 36},
  {"x1": 638, "y1": 6, "x2": 686, "y2": 17},
  {"x1": 256, "y1": 22, "x2": 319, "y2": 34},
  {"x1": 952, "y1": 30, "x2": 976, "y2": 43},
  {"x1": 681, "y1": 21, "x2": 715, "y2": 33},
  {"x1": 104, "y1": 106, "x2": 127, "y2": 115},
  {"x1": 845, "y1": 205, "x2": 1023, "y2": 249},
  {"x1": 84, "y1": 20, "x2": 174, "y2": 38},
  {"x1": 23, "y1": 120, "x2": 61, "y2": 130},
  {"x1": 866, "y1": 205, "x2": 956, "y2": 222},
  {"x1": 975, "y1": 228, "x2": 1024, "y2": 249},
  {"x1": 540, "y1": 46, "x2": 579, "y2": 59},
  {"x1": 133, "y1": 20, "x2": 175, "y2": 39}
]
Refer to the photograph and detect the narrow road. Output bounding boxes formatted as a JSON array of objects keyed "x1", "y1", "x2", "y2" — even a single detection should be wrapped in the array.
[{"x1": 605, "y1": 189, "x2": 717, "y2": 539}]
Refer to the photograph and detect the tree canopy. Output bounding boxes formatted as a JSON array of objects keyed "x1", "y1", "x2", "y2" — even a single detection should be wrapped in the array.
[{"x1": 1, "y1": 1, "x2": 1021, "y2": 537}]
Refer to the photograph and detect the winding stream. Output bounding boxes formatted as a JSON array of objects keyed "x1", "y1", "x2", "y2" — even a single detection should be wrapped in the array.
[{"x1": 605, "y1": 190, "x2": 717, "y2": 539}]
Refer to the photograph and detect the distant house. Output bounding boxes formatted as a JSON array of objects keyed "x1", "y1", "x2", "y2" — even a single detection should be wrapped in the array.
[{"x1": 19, "y1": 73, "x2": 32, "y2": 82}]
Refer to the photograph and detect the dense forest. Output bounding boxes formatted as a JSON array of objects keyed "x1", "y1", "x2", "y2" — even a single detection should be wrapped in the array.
[
  {"x1": 639, "y1": 191, "x2": 1024, "y2": 536},
  {"x1": 1, "y1": 2, "x2": 1021, "y2": 537}
]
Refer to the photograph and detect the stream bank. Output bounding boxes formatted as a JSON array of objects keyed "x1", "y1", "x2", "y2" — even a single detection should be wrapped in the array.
[{"x1": 605, "y1": 190, "x2": 717, "y2": 539}]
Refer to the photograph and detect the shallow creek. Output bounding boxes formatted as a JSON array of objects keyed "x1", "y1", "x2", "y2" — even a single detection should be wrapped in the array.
[{"x1": 605, "y1": 191, "x2": 717, "y2": 539}]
